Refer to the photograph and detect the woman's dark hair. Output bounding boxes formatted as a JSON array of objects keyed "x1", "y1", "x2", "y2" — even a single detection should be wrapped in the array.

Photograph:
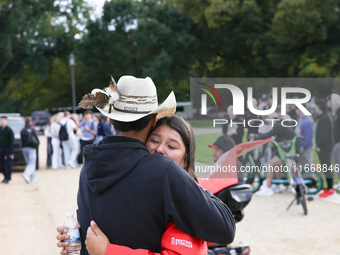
[
  {"x1": 152, "y1": 115, "x2": 198, "y2": 183},
  {"x1": 111, "y1": 114, "x2": 157, "y2": 132}
]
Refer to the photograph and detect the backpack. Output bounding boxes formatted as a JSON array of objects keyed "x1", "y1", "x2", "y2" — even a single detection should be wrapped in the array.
[
  {"x1": 59, "y1": 122, "x2": 68, "y2": 141},
  {"x1": 97, "y1": 122, "x2": 104, "y2": 136}
]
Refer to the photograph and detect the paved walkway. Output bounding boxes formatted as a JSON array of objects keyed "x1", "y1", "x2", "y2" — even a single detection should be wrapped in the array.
[{"x1": 0, "y1": 167, "x2": 80, "y2": 255}]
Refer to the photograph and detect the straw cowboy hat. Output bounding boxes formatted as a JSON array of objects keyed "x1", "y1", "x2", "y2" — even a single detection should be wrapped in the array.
[{"x1": 79, "y1": 75, "x2": 176, "y2": 122}]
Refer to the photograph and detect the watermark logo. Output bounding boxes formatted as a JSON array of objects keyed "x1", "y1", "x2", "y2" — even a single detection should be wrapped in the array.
[
  {"x1": 190, "y1": 78, "x2": 324, "y2": 129},
  {"x1": 199, "y1": 84, "x2": 311, "y2": 116},
  {"x1": 196, "y1": 82, "x2": 223, "y2": 115}
]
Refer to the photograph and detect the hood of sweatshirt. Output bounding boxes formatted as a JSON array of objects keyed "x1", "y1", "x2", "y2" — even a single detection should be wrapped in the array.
[{"x1": 83, "y1": 136, "x2": 150, "y2": 195}]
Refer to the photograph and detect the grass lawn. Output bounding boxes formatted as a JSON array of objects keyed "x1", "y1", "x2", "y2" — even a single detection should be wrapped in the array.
[
  {"x1": 195, "y1": 133, "x2": 222, "y2": 164},
  {"x1": 195, "y1": 131, "x2": 248, "y2": 165},
  {"x1": 187, "y1": 119, "x2": 215, "y2": 128}
]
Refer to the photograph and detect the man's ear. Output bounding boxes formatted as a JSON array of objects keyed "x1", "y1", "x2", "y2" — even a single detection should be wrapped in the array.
[{"x1": 150, "y1": 115, "x2": 157, "y2": 130}]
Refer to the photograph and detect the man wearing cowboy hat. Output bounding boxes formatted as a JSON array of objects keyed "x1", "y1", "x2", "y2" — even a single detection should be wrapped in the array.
[{"x1": 57, "y1": 76, "x2": 235, "y2": 254}]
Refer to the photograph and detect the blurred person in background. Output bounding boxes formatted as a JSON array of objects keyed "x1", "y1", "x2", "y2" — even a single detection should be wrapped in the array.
[
  {"x1": 315, "y1": 99, "x2": 335, "y2": 197},
  {"x1": 244, "y1": 98, "x2": 259, "y2": 140},
  {"x1": 44, "y1": 116, "x2": 54, "y2": 169},
  {"x1": 93, "y1": 115, "x2": 103, "y2": 143},
  {"x1": 222, "y1": 105, "x2": 244, "y2": 145},
  {"x1": 60, "y1": 111, "x2": 79, "y2": 169},
  {"x1": 327, "y1": 94, "x2": 340, "y2": 190},
  {"x1": 0, "y1": 116, "x2": 14, "y2": 184},
  {"x1": 209, "y1": 135, "x2": 236, "y2": 163},
  {"x1": 77, "y1": 110, "x2": 97, "y2": 164},
  {"x1": 258, "y1": 94, "x2": 270, "y2": 111},
  {"x1": 287, "y1": 104, "x2": 298, "y2": 121},
  {"x1": 50, "y1": 112, "x2": 64, "y2": 170},
  {"x1": 295, "y1": 105, "x2": 315, "y2": 169},
  {"x1": 244, "y1": 98, "x2": 261, "y2": 170},
  {"x1": 252, "y1": 107, "x2": 296, "y2": 197},
  {"x1": 95, "y1": 116, "x2": 115, "y2": 143},
  {"x1": 21, "y1": 117, "x2": 39, "y2": 183},
  {"x1": 71, "y1": 113, "x2": 82, "y2": 167},
  {"x1": 257, "y1": 108, "x2": 279, "y2": 166},
  {"x1": 258, "y1": 95, "x2": 275, "y2": 134},
  {"x1": 109, "y1": 117, "x2": 116, "y2": 136},
  {"x1": 105, "y1": 117, "x2": 115, "y2": 136}
]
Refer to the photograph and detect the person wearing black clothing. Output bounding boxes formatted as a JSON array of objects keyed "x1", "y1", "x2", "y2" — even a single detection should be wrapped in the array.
[
  {"x1": 57, "y1": 76, "x2": 235, "y2": 254},
  {"x1": 103, "y1": 117, "x2": 114, "y2": 136},
  {"x1": 245, "y1": 98, "x2": 260, "y2": 139},
  {"x1": 78, "y1": 110, "x2": 97, "y2": 164},
  {"x1": 222, "y1": 106, "x2": 244, "y2": 145},
  {"x1": 252, "y1": 110, "x2": 296, "y2": 197},
  {"x1": 315, "y1": 99, "x2": 335, "y2": 198},
  {"x1": 244, "y1": 110, "x2": 259, "y2": 138},
  {"x1": 21, "y1": 117, "x2": 39, "y2": 183},
  {"x1": 0, "y1": 116, "x2": 14, "y2": 184},
  {"x1": 287, "y1": 104, "x2": 298, "y2": 121},
  {"x1": 256, "y1": 119, "x2": 295, "y2": 143},
  {"x1": 209, "y1": 135, "x2": 236, "y2": 163},
  {"x1": 328, "y1": 93, "x2": 340, "y2": 190}
]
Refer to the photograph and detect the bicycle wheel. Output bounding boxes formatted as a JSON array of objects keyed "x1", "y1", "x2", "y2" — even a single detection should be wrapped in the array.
[
  {"x1": 244, "y1": 171, "x2": 263, "y2": 193},
  {"x1": 302, "y1": 172, "x2": 324, "y2": 194},
  {"x1": 299, "y1": 184, "x2": 307, "y2": 215}
]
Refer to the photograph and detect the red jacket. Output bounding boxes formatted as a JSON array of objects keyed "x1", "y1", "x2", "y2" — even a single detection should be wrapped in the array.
[{"x1": 105, "y1": 223, "x2": 207, "y2": 255}]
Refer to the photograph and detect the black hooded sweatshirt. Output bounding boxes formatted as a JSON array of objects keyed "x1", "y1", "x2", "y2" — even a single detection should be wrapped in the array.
[{"x1": 77, "y1": 136, "x2": 235, "y2": 254}]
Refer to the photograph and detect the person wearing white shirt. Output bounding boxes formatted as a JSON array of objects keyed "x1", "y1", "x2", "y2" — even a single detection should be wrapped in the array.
[
  {"x1": 50, "y1": 112, "x2": 64, "y2": 170},
  {"x1": 60, "y1": 111, "x2": 79, "y2": 169},
  {"x1": 44, "y1": 117, "x2": 54, "y2": 169}
]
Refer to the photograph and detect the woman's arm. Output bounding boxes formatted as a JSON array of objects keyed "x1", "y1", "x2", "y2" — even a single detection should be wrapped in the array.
[
  {"x1": 105, "y1": 244, "x2": 161, "y2": 255},
  {"x1": 87, "y1": 221, "x2": 207, "y2": 255},
  {"x1": 86, "y1": 221, "x2": 160, "y2": 255}
]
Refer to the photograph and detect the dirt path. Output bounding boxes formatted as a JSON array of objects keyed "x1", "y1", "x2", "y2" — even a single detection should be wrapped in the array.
[
  {"x1": 0, "y1": 135, "x2": 339, "y2": 255},
  {"x1": 234, "y1": 192, "x2": 339, "y2": 255}
]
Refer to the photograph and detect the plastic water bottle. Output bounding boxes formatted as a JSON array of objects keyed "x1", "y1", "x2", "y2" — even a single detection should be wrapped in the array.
[{"x1": 63, "y1": 213, "x2": 81, "y2": 254}]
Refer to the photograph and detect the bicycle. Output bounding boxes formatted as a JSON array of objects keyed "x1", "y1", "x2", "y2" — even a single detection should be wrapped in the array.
[
  {"x1": 284, "y1": 153, "x2": 308, "y2": 215},
  {"x1": 244, "y1": 136, "x2": 324, "y2": 215},
  {"x1": 243, "y1": 137, "x2": 323, "y2": 196},
  {"x1": 242, "y1": 142, "x2": 269, "y2": 192}
]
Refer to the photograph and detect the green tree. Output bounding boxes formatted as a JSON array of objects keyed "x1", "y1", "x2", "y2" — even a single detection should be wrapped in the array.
[
  {"x1": 171, "y1": 0, "x2": 340, "y2": 79},
  {"x1": 267, "y1": 0, "x2": 340, "y2": 77},
  {"x1": 0, "y1": 0, "x2": 91, "y2": 113},
  {"x1": 76, "y1": 0, "x2": 196, "y2": 102}
]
